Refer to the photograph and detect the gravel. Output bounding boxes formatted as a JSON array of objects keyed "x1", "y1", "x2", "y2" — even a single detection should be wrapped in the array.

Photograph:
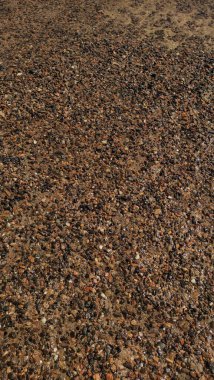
[{"x1": 0, "y1": 0, "x2": 213, "y2": 379}]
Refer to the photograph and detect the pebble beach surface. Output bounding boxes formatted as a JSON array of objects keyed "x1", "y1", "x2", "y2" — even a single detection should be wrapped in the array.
[{"x1": 0, "y1": 1, "x2": 213, "y2": 379}]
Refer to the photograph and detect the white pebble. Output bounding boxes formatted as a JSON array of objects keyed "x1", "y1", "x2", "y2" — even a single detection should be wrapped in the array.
[{"x1": 41, "y1": 317, "x2": 47, "y2": 324}]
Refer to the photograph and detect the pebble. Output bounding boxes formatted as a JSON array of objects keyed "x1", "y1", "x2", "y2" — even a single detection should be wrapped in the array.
[
  {"x1": 106, "y1": 374, "x2": 114, "y2": 380},
  {"x1": 0, "y1": 110, "x2": 5, "y2": 118},
  {"x1": 93, "y1": 375, "x2": 101, "y2": 380}
]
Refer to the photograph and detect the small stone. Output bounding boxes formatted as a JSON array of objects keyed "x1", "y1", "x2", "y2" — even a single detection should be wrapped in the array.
[
  {"x1": 0, "y1": 110, "x2": 5, "y2": 119},
  {"x1": 154, "y1": 208, "x2": 162, "y2": 217},
  {"x1": 98, "y1": 226, "x2": 105, "y2": 233},
  {"x1": 191, "y1": 278, "x2": 196, "y2": 284},
  {"x1": 191, "y1": 362, "x2": 203, "y2": 373},
  {"x1": 93, "y1": 374, "x2": 101, "y2": 380},
  {"x1": 166, "y1": 352, "x2": 176, "y2": 364},
  {"x1": 131, "y1": 320, "x2": 138, "y2": 326},
  {"x1": 106, "y1": 374, "x2": 114, "y2": 380},
  {"x1": 41, "y1": 317, "x2": 47, "y2": 324}
]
